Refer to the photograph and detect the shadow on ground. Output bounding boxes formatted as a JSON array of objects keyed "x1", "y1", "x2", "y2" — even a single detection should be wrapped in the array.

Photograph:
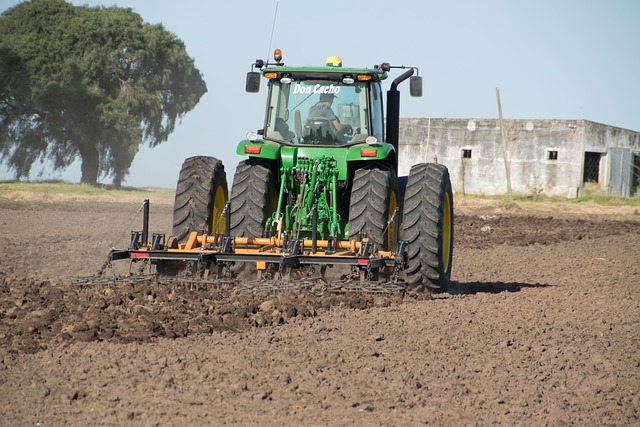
[{"x1": 447, "y1": 281, "x2": 551, "y2": 295}]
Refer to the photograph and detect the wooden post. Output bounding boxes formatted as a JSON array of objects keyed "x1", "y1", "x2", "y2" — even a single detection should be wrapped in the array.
[{"x1": 496, "y1": 88, "x2": 513, "y2": 202}]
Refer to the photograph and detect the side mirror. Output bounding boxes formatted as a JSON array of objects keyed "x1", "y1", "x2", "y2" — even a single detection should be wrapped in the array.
[
  {"x1": 246, "y1": 72, "x2": 261, "y2": 93},
  {"x1": 409, "y1": 75, "x2": 423, "y2": 97}
]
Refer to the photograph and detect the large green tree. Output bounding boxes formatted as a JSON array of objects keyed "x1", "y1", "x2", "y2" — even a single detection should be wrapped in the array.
[{"x1": 0, "y1": 0, "x2": 207, "y2": 186}]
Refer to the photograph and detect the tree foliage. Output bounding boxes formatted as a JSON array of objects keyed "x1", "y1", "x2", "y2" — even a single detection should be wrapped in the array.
[{"x1": 0, "y1": 0, "x2": 207, "y2": 186}]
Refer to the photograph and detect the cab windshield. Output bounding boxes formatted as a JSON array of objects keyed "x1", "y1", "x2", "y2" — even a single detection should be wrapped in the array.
[{"x1": 264, "y1": 80, "x2": 371, "y2": 145}]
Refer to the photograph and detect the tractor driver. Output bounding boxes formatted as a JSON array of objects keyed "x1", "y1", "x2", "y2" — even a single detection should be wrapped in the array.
[{"x1": 307, "y1": 93, "x2": 352, "y2": 140}]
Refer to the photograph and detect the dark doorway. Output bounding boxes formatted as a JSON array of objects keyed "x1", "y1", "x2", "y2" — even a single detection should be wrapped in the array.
[{"x1": 583, "y1": 152, "x2": 601, "y2": 183}]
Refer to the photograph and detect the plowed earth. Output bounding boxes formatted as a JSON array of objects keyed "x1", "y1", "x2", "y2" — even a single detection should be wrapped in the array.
[{"x1": 0, "y1": 198, "x2": 638, "y2": 426}]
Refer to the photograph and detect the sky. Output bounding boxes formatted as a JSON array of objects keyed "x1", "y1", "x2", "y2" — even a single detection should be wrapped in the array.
[{"x1": 1, "y1": 0, "x2": 639, "y2": 188}]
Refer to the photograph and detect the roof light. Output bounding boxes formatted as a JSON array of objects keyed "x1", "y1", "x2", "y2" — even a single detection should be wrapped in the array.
[
  {"x1": 357, "y1": 74, "x2": 372, "y2": 81},
  {"x1": 326, "y1": 56, "x2": 342, "y2": 67},
  {"x1": 244, "y1": 145, "x2": 262, "y2": 154},
  {"x1": 361, "y1": 148, "x2": 378, "y2": 157},
  {"x1": 264, "y1": 72, "x2": 278, "y2": 79},
  {"x1": 274, "y1": 49, "x2": 282, "y2": 63},
  {"x1": 342, "y1": 76, "x2": 354, "y2": 85}
]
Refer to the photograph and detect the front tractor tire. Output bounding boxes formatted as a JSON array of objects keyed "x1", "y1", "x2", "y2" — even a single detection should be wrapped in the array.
[
  {"x1": 229, "y1": 159, "x2": 278, "y2": 280},
  {"x1": 172, "y1": 156, "x2": 228, "y2": 243},
  {"x1": 402, "y1": 163, "x2": 454, "y2": 292},
  {"x1": 348, "y1": 164, "x2": 400, "y2": 249}
]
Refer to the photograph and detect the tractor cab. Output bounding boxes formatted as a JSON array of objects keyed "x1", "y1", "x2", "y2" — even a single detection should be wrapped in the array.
[
  {"x1": 266, "y1": 78, "x2": 384, "y2": 146},
  {"x1": 267, "y1": 74, "x2": 387, "y2": 146},
  {"x1": 247, "y1": 51, "x2": 392, "y2": 147}
]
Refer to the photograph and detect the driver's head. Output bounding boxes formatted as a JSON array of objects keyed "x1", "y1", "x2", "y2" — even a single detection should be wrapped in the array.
[{"x1": 320, "y1": 93, "x2": 335, "y2": 103}]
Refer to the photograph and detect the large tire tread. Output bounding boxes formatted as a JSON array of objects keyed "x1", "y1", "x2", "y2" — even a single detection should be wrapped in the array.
[
  {"x1": 172, "y1": 156, "x2": 227, "y2": 243},
  {"x1": 402, "y1": 163, "x2": 454, "y2": 291},
  {"x1": 348, "y1": 164, "x2": 399, "y2": 249},
  {"x1": 229, "y1": 159, "x2": 276, "y2": 279}
]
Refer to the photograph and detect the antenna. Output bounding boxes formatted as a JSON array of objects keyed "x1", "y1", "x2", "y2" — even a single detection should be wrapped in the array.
[{"x1": 266, "y1": 2, "x2": 279, "y2": 60}]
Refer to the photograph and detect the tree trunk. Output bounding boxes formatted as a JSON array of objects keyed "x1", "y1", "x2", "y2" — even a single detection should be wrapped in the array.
[
  {"x1": 79, "y1": 145, "x2": 99, "y2": 186},
  {"x1": 113, "y1": 170, "x2": 123, "y2": 189}
]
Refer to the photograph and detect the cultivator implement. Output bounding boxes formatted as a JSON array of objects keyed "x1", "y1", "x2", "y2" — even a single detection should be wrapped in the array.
[{"x1": 81, "y1": 199, "x2": 411, "y2": 294}]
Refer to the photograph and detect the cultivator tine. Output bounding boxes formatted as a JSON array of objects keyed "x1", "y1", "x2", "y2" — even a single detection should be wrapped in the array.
[{"x1": 142, "y1": 199, "x2": 149, "y2": 248}]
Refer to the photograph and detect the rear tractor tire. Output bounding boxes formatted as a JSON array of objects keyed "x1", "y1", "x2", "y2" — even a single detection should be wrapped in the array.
[
  {"x1": 161, "y1": 156, "x2": 227, "y2": 277},
  {"x1": 171, "y1": 156, "x2": 228, "y2": 243},
  {"x1": 229, "y1": 159, "x2": 278, "y2": 280},
  {"x1": 348, "y1": 164, "x2": 400, "y2": 250},
  {"x1": 402, "y1": 163, "x2": 454, "y2": 292}
]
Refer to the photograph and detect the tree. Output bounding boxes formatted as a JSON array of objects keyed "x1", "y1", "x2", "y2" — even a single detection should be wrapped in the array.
[{"x1": 0, "y1": 0, "x2": 207, "y2": 186}]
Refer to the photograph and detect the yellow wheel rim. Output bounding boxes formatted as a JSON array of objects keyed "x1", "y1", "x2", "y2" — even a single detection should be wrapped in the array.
[
  {"x1": 441, "y1": 192, "x2": 452, "y2": 272},
  {"x1": 211, "y1": 185, "x2": 227, "y2": 234},
  {"x1": 386, "y1": 190, "x2": 398, "y2": 248}
]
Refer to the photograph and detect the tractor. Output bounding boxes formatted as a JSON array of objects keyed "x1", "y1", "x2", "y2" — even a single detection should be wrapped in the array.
[{"x1": 108, "y1": 50, "x2": 454, "y2": 293}]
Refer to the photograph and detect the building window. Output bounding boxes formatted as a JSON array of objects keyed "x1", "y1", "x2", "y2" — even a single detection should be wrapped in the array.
[
  {"x1": 547, "y1": 150, "x2": 558, "y2": 160},
  {"x1": 583, "y1": 152, "x2": 601, "y2": 183},
  {"x1": 461, "y1": 149, "x2": 472, "y2": 159}
]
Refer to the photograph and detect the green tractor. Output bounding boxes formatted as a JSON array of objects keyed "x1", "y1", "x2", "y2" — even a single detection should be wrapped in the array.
[{"x1": 112, "y1": 51, "x2": 454, "y2": 292}]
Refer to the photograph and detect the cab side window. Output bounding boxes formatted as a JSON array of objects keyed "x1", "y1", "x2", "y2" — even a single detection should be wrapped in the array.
[{"x1": 371, "y1": 84, "x2": 384, "y2": 141}]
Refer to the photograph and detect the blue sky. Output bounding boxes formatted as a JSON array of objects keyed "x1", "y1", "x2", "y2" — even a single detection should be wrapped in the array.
[{"x1": 1, "y1": 0, "x2": 639, "y2": 188}]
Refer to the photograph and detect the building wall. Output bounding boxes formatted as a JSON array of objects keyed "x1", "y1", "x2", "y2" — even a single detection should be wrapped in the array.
[{"x1": 398, "y1": 118, "x2": 640, "y2": 198}]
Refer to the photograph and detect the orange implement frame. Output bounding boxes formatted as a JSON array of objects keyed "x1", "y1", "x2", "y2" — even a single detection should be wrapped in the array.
[
  {"x1": 179, "y1": 233, "x2": 365, "y2": 254},
  {"x1": 108, "y1": 200, "x2": 406, "y2": 274}
]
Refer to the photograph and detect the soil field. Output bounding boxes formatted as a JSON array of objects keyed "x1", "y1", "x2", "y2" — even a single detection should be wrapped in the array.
[{"x1": 0, "y1": 196, "x2": 639, "y2": 426}]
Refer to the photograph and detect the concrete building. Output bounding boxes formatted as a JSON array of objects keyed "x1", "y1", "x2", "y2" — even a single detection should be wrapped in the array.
[{"x1": 398, "y1": 118, "x2": 640, "y2": 198}]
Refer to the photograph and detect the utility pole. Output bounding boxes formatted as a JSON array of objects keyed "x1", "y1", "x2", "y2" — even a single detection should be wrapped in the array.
[{"x1": 496, "y1": 87, "x2": 513, "y2": 202}]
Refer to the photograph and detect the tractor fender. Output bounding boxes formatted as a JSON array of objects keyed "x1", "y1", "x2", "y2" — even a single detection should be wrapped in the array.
[
  {"x1": 345, "y1": 142, "x2": 396, "y2": 163},
  {"x1": 236, "y1": 138, "x2": 281, "y2": 159}
]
